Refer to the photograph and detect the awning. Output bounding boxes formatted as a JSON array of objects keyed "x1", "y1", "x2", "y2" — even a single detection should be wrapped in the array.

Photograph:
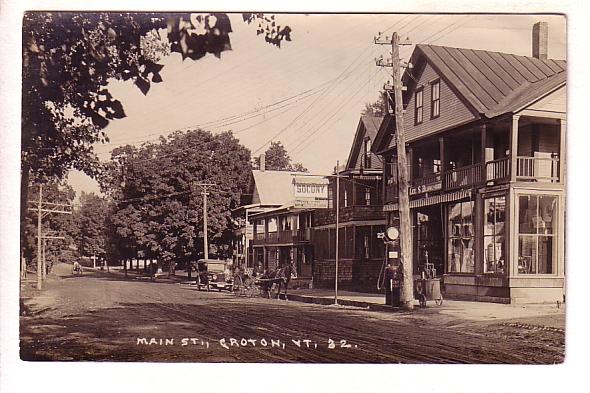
[{"x1": 383, "y1": 190, "x2": 472, "y2": 211}]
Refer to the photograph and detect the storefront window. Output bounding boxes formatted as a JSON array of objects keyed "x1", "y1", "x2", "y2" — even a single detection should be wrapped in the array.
[
  {"x1": 518, "y1": 195, "x2": 557, "y2": 274},
  {"x1": 483, "y1": 196, "x2": 506, "y2": 274},
  {"x1": 447, "y1": 201, "x2": 475, "y2": 273}
]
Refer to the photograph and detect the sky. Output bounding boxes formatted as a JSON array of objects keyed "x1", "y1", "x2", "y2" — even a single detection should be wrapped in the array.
[{"x1": 66, "y1": 13, "x2": 567, "y2": 196}]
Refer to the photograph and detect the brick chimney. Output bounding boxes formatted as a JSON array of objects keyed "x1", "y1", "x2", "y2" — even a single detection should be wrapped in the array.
[
  {"x1": 259, "y1": 153, "x2": 266, "y2": 172},
  {"x1": 533, "y1": 22, "x2": 548, "y2": 60}
]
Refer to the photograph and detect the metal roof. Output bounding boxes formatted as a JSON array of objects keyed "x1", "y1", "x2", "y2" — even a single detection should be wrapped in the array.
[{"x1": 414, "y1": 45, "x2": 566, "y2": 118}]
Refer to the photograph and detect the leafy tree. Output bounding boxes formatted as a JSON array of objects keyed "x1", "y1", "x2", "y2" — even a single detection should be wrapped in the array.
[
  {"x1": 21, "y1": 11, "x2": 291, "y2": 253},
  {"x1": 255, "y1": 141, "x2": 308, "y2": 172},
  {"x1": 100, "y1": 129, "x2": 252, "y2": 274},
  {"x1": 361, "y1": 91, "x2": 389, "y2": 117},
  {"x1": 72, "y1": 192, "x2": 112, "y2": 259}
]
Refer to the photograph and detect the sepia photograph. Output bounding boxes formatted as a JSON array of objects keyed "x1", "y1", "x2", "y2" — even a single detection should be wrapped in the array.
[{"x1": 1, "y1": 1, "x2": 587, "y2": 392}]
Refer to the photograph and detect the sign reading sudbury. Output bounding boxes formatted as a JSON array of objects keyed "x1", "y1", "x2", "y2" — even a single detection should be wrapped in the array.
[{"x1": 293, "y1": 176, "x2": 329, "y2": 208}]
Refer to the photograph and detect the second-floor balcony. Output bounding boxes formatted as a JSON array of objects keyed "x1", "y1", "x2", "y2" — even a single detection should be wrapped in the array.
[
  {"x1": 383, "y1": 155, "x2": 561, "y2": 204},
  {"x1": 252, "y1": 228, "x2": 312, "y2": 245}
]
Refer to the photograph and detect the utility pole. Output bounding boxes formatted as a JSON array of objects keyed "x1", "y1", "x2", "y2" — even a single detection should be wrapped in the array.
[
  {"x1": 193, "y1": 182, "x2": 215, "y2": 260},
  {"x1": 375, "y1": 31, "x2": 414, "y2": 310},
  {"x1": 28, "y1": 184, "x2": 73, "y2": 290},
  {"x1": 334, "y1": 160, "x2": 340, "y2": 305}
]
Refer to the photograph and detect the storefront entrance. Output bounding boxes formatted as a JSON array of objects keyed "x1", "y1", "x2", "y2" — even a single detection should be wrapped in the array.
[{"x1": 414, "y1": 205, "x2": 444, "y2": 277}]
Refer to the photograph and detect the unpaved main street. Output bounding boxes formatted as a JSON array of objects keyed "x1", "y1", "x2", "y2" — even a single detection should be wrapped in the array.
[{"x1": 20, "y1": 264, "x2": 564, "y2": 363}]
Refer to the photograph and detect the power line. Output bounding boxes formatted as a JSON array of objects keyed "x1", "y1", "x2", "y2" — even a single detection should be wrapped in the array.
[
  {"x1": 290, "y1": 67, "x2": 382, "y2": 155},
  {"x1": 251, "y1": 42, "x2": 377, "y2": 155},
  {"x1": 93, "y1": 80, "x2": 335, "y2": 154}
]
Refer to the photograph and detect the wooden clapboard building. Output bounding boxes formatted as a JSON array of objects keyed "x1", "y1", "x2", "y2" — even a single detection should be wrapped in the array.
[
  {"x1": 312, "y1": 116, "x2": 387, "y2": 290},
  {"x1": 372, "y1": 23, "x2": 566, "y2": 303}
]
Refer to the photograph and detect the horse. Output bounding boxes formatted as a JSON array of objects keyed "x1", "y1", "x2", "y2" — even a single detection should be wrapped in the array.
[{"x1": 261, "y1": 262, "x2": 294, "y2": 300}]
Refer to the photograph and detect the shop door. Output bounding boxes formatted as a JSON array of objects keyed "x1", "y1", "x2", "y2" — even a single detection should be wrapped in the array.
[{"x1": 415, "y1": 206, "x2": 444, "y2": 276}]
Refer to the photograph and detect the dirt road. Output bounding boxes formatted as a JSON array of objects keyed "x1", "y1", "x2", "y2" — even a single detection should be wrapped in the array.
[{"x1": 20, "y1": 264, "x2": 564, "y2": 363}]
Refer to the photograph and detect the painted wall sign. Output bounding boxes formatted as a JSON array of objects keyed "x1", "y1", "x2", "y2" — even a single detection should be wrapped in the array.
[{"x1": 293, "y1": 177, "x2": 329, "y2": 209}]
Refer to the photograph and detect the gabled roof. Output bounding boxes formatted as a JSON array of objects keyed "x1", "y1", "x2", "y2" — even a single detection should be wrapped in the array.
[
  {"x1": 412, "y1": 44, "x2": 566, "y2": 119},
  {"x1": 251, "y1": 170, "x2": 300, "y2": 206},
  {"x1": 344, "y1": 115, "x2": 384, "y2": 171},
  {"x1": 371, "y1": 115, "x2": 395, "y2": 155}
]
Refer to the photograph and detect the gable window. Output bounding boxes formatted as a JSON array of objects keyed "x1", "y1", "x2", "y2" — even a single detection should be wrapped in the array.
[
  {"x1": 364, "y1": 138, "x2": 372, "y2": 167},
  {"x1": 431, "y1": 79, "x2": 440, "y2": 118},
  {"x1": 415, "y1": 87, "x2": 424, "y2": 124}
]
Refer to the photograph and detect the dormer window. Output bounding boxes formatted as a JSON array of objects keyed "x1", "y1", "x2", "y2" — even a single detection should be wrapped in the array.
[
  {"x1": 415, "y1": 87, "x2": 424, "y2": 125},
  {"x1": 431, "y1": 79, "x2": 440, "y2": 118}
]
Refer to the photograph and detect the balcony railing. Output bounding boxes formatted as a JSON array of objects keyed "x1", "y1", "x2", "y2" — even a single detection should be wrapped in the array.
[
  {"x1": 485, "y1": 157, "x2": 510, "y2": 183},
  {"x1": 516, "y1": 156, "x2": 560, "y2": 182},
  {"x1": 252, "y1": 229, "x2": 311, "y2": 245},
  {"x1": 444, "y1": 163, "x2": 484, "y2": 190},
  {"x1": 409, "y1": 173, "x2": 442, "y2": 195}
]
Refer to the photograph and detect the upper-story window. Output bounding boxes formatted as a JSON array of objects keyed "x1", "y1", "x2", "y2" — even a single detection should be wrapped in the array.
[
  {"x1": 365, "y1": 187, "x2": 371, "y2": 206},
  {"x1": 344, "y1": 189, "x2": 348, "y2": 207},
  {"x1": 431, "y1": 79, "x2": 440, "y2": 118},
  {"x1": 364, "y1": 138, "x2": 372, "y2": 167},
  {"x1": 415, "y1": 87, "x2": 424, "y2": 125}
]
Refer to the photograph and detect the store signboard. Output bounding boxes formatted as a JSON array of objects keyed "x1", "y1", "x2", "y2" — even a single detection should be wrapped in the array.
[
  {"x1": 293, "y1": 176, "x2": 329, "y2": 209},
  {"x1": 245, "y1": 224, "x2": 254, "y2": 239},
  {"x1": 409, "y1": 177, "x2": 442, "y2": 196}
]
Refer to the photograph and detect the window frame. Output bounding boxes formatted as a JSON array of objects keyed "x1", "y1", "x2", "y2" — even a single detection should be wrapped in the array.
[
  {"x1": 446, "y1": 200, "x2": 475, "y2": 274},
  {"x1": 516, "y1": 194, "x2": 558, "y2": 276},
  {"x1": 430, "y1": 79, "x2": 440, "y2": 119},
  {"x1": 365, "y1": 187, "x2": 371, "y2": 206},
  {"x1": 415, "y1": 86, "x2": 424, "y2": 125},
  {"x1": 483, "y1": 195, "x2": 507, "y2": 275},
  {"x1": 364, "y1": 137, "x2": 372, "y2": 167}
]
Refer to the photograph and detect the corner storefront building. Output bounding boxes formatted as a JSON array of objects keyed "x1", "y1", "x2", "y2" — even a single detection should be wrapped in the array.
[{"x1": 372, "y1": 23, "x2": 565, "y2": 303}]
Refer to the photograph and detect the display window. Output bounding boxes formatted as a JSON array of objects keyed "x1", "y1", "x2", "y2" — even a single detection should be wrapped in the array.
[
  {"x1": 447, "y1": 200, "x2": 475, "y2": 273},
  {"x1": 483, "y1": 196, "x2": 506, "y2": 274},
  {"x1": 517, "y1": 194, "x2": 557, "y2": 275}
]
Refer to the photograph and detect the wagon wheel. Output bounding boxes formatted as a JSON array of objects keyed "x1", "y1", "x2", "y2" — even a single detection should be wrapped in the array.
[{"x1": 435, "y1": 295, "x2": 443, "y2": 306}]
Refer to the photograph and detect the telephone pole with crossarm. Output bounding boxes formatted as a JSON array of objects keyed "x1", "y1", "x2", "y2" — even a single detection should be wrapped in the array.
[{"x1": 375, "y1": 31, "x2": 414, "y2": 310}]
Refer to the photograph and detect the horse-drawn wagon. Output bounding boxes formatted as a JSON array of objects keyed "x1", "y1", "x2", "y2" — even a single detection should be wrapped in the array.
[{"x1": 232, "y1": 263, "x2": 294, "y2": 299}]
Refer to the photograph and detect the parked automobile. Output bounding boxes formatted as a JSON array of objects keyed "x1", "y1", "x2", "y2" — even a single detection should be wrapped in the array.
[{"x1": 191, "y1": 259, "x2": 233, "y2": 291}]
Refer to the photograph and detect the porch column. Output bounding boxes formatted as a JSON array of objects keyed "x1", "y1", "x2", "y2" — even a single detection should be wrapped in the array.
[
  {"x1": 509, "y1": 115, "x2": 520, "y2": 181},
  {"x1": 352, "y1": 178, "x2": 356, "y2": 206},
  {"x1": 480, "y1": 124, "x2": 487, "y2": 184},
  {"x1": 559, "y1": 119, "x2": 566, "y2": 185},
  {"x1": 438, "y1": 137, "x2": 445, "y2": 174},
  {"x1": 407, "y1": 147, "x2": 414, "y2": 181}
]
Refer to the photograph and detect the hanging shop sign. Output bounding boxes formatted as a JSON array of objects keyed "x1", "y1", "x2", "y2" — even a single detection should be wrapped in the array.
[{"x1": 293, "y1": 176, "x2": 330, "y2": 209}]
